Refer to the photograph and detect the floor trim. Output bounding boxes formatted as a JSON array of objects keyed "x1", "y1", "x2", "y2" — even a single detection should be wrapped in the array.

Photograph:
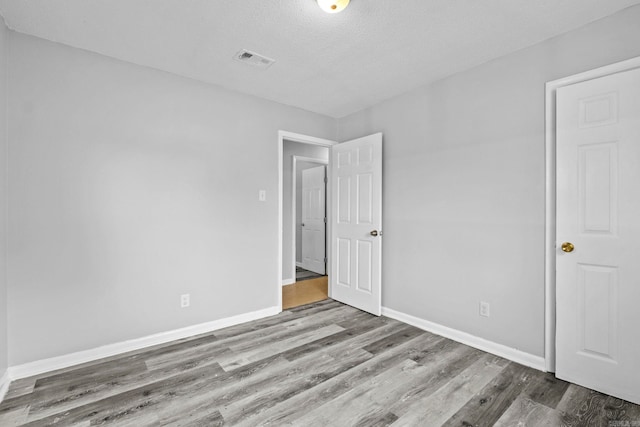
[
  {"x1": 0, "y1": 369, "x2": 9, "y2": 404},
  {"x1": 282, "y1": 278, "x2": 296, "y2": 286},
  {"x1": 382, "y1": 307, "x2": 546, "y2": 372},
  {"x1": 7, "y1": 306, "x2": 280, "y2": 382}
]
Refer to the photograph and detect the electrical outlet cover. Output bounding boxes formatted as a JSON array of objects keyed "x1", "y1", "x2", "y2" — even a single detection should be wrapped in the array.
[
  {"x1": 181, "y1": 294, "x2": 190, "y2": 308},
  {"x1": 479, "y1": 301, "x2": 490, "y2": 317}
]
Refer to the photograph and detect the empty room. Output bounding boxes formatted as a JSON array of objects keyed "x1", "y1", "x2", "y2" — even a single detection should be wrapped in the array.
[{"x1": 1, "y1": 1, "x2": 640, "y2": 425}]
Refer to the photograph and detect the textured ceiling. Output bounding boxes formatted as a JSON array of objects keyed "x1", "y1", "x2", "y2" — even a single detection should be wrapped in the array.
[{"x1": 1, "y1": 0, "x2": 639, "y2": 118}]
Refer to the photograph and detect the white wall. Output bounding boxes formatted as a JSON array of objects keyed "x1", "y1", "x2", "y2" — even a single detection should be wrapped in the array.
[
  {"x1": 7, "y1": 33, "x2": 336, "y2": 366},
  {"x1": 338, "y1": 5, "x2": 640, "y2": 357},
  {"x1": 282, "y1": 141, "x2": 328, "y2": 283},
  {"x1": 0, "y1": 16, "x2": 8, "y2": 377},
  {"x1": 295, "y1": 161, "x2": 326, "y2": 264}
]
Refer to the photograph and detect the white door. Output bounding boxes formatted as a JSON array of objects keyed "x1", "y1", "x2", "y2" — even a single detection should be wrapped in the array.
[
  {"x1": 330, "y1": 133, "x2": 382, "y2": 316},
  {"x1": 301, "y1": 166, "x2": 326, "y2": 275},
  {"x1": 556, "y1": 67, "x2": 640, "y2": 405}
]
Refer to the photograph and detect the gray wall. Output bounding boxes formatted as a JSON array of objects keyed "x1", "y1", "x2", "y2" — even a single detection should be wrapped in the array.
[
  {"x1": 0, "y1": 17, "x2": 8, "y2": 376},
  {"x1": 337, "y1": 5, "x2": 640, "y2": 357},
  {"x1": 282, "y1": 141, "x2": 328, "y2": 282},
  {"x1": 4, "y1": 5, "x2": 640, "y2": 368},
  {"x1": 296, "y1": 161, "x2": 326, "y2": 264},
  {"x1": 7, "y1": 33, "x2": 336, "y2": 365}
]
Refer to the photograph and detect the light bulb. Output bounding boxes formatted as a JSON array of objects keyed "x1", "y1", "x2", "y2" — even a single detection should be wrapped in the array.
[{"x1": 316, "y1": 0, "x2": 350, "y2": 14}]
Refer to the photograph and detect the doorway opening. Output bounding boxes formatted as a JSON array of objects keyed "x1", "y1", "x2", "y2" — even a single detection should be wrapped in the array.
[
  {"x1": 295, "y1": 160, "x2": 328, "y2": 278},
  {"x1": 278, "y1": 131, "x2": 337, "y2": 311},
  {"x1": 285, "y1": 156, "x2": 328, "y2": 309},
  {"x1": 278, "y1": 131, "x2": 384, "y2": 315},
  {"x1": 296, "y1": 266, "x2": 323, "y2": 281}
]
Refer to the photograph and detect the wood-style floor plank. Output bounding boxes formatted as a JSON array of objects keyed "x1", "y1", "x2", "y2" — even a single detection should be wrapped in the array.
[
  {"x1": 523, "y1": 371, "x2": 571, "y2": 410},
  {"x1": 295, "y1": 356, "x2": 450, "y2": 427},
  {"x1": 218, "y1": 347, "x2": 373, "y2": 425},
  {"x1": 234, "y1": 328, "x2": 440, "y2": 426},
  {"x1": 394, "y1": 354, "x2": 506, "y2": 426},
  {"x1": 217, "y1": 323, "x2": 345, "y2": 370},
  {"x1": 0, "y1": 299, "x2": 638, "y2": 426},
  {"x1": 441, "y1": 362, "x2": 542, "y2": 426},
  {"x1": 494, "y1": 395, "x2": 562, "y2": 426},
  {"x1": 3, "y1": 379, "x2": 36, "y2": 401},
  {"x1": 21, "y1": 363, "x2": 225, "y2": 426},
  {"x1": 0, "y1": 405, "x2": 29, "y2": 427},
  {"x1": 346, "y1": 344, "x2": 488, "y2": 426}
]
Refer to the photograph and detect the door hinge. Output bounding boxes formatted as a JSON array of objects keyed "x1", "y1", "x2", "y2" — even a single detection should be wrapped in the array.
[
  {"x1": 324, "y1": 176, "x2": 328, "y2": 183},
  {"x1": 324, "y1": 217, "x2": 327, "y2": 223},
  {"x1": 324, "y1": 257, "x2": 327, "y2": 263}
]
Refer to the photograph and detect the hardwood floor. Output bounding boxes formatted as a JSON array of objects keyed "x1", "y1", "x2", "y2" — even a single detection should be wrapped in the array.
[
  {"x1": 1, "y1": 299, "x2": 639, "y2": 426},
  {"x1": 282, "y1": 276, "x2": 328, "y2": 309}
]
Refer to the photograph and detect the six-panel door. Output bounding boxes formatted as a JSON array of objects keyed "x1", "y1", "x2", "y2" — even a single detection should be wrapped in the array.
[
  {"x1": 556, "y1": 67, "x2": 640, "y2": 405},
  {"x1": 330, "y1": 133, "x2": 382, "y2": 316}
]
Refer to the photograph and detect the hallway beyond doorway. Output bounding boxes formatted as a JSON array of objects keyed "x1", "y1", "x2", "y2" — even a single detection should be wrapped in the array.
[
  {"x1": 296, "y1": 266, "x2": 324, "y2": 282},
  {"x1": 282, "y1": 276, "x2": 328, "y2": 310}
]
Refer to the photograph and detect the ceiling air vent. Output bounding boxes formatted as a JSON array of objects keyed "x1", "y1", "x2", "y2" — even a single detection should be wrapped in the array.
[{"x1": 233, "y1": 49, "x2": 275, "y2": 69}]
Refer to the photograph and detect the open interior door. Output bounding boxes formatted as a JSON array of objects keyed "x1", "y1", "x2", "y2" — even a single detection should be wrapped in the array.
[{"x1": 330, "y1": 133, "x2": 382, "y2": 315}]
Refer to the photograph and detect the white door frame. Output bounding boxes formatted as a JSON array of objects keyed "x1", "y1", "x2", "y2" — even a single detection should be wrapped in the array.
[
  {"x1": 544, "y1": 55, "x2": 640, "y2": 373},
  {"x1": 291, "y1": 157, "x2": 328, "y2": 279},
  {"x1": 278, "y1": 131, "x2": 337, "y2": 311}
]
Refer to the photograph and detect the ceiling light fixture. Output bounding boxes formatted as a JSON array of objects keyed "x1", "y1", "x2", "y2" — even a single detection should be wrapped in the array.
[{"x1": 316, "y1": 0, "x2": 350, "y2": 14}]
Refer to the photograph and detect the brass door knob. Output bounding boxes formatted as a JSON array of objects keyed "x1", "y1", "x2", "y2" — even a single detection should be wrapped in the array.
[
  {"x1": 561, "y1": 242, "x2": 575, "y2": 253},
  {"x1": 370, "y1": 230, "x2": 379, "y2": 237}
]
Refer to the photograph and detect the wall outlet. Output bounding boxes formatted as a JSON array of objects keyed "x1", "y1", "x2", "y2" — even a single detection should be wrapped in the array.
[
  {"x1": 181, "y1": 294, "x2": 190, "y2": 308},
  {"x1": 258, "y1": 190, "x2": 266, "y2": 202},
  {"x1": 479, "y1": 301, "x2": 490, "y2": 317}
]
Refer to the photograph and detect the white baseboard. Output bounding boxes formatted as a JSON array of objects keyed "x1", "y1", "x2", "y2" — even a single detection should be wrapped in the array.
[
  {"x1": 381, "y1": 307, "x2": 546, "y2": 372},
  {"x1": 296, "y1": 262, "x2": 304, "y2": 268},
  {"x1": 0, "y1": 369, "x2": 9, "y2": 404},
  {"x1": 282, "y1": 278, "x2": 295, "y2": 286},
  {"x1": 7, "y1": 306, "x2": 281, "y2": 381}
]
